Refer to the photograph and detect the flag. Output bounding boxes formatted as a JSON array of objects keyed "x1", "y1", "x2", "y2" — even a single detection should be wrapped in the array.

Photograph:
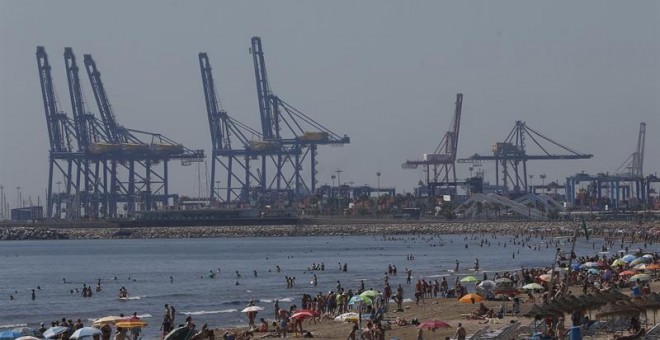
[{"x1": 581, "y1": 219, "x2": 589, "y2": 241}]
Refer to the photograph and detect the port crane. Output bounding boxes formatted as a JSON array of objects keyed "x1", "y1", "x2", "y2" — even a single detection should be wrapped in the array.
[
  {"x1": 459, "y1": 121, "x2": 593, "y2": 193},
  {"x1": 402, "y1": 93, "x2": 463, "y2": 196},
  {"x1": 37, "y1": 46, "x2": 80, "y2": 219},
  {"x1": 83, "y1": 52, "x2": 204, "y2": 215},
  {"x1": 615, "y1": 122, "x2": 646, "y2": 179},
  {"x1": 38, "y1": 46, "x2": 205, "y2": 219},
  {"x1": 199, "y1": 52, "x2": 266, "y2": 203},
  {"x1": 249, "y1": 37, "x2": 350, "y2": 198}
]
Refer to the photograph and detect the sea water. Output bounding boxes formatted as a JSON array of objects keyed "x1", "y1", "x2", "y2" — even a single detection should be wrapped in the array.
[{"x1": 0, "y1": 233, "x2": 649, "y2": 336}]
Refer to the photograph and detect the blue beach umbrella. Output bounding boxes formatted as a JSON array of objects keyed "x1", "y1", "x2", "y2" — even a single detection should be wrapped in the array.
[
  {"x1": 622, "y1": 254, "x2": 637, "y2": 263},
  {"x1": 42, "y1": 327, "x2": 68, "y2": 339},
  {"x1": 349, "y1": 295, "x2": 372, "y2": 305},
  {"x1": 0, "y1": 331, "x2": 21, "y2": 340},
  {"x1": 587, "y1": 268, "x2": 600, "y2": 274}
]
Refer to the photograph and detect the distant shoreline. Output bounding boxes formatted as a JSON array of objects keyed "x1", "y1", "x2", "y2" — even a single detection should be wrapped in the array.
[{"x1": 1, "y1": 219, "x2": 658, "y2": 241}]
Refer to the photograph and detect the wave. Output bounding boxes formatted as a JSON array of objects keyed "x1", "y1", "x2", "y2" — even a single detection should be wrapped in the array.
[
  {"x1": 180, "y1": 309, "x2": 237, "y2": 316},
  {"x1": 259, "y1": 297, "x2": 293, "y2": 303},
  {"x1": 118, "y1": 295, "x2": 146, "y2": 300},
  {"x1": 0, "y1": 323, "x2": 27, "y2": 329}
]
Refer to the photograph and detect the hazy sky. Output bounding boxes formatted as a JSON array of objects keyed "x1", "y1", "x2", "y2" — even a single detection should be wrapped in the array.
[{"x1": 1, "y1": 1, "x2": 658, "y2": 206}]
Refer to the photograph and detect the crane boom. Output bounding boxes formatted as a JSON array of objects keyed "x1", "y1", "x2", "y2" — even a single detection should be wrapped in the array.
[
  {"x1": 251, "y1": 36, "x2": 278, "y2": 139},
  {"x1": 36, "y1": 46, "x2": 71, "y2": 153},
  {"x1": 199, "y1": 53, "x2": 228, "y2": 151},
  {"x1": 633, "y1": 122, "x2": 646, "y2": 177},
  {"x1": 83, "y1": 54, "x2": 125, "y2": 144},
  {"x1": 64, "y1": 47, "x2": 94, "y2": 151},
  {"x1": 450, "y1": 93, "x2": 463, "y2": 162}
]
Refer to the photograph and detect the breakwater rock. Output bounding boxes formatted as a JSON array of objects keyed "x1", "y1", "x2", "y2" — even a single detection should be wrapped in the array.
[
  {"x1": 0, "y1": 220, "x2": 658, "y2": 241},
  {"x1": 0, "y1": 227, "x2": 70, "y2": 240}
]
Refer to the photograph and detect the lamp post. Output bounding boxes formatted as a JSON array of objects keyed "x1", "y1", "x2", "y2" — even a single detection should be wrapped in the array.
[
  {"x1": 376, "y1": 171, "x2": 381, "y2": 218},
  {"x1": 0, "y1": 185, "x2": 4, "y2": 220},
  {"x1": 16, "y1": 186, "x2": 21, "y2": 209},
  {"x1": 335, "y1": 169, "x2": 343, "y2": 213}
]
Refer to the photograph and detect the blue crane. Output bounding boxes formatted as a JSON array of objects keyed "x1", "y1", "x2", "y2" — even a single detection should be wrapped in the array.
[
  {"x1": 403, "y1": 93, "x2": 464, "y2": 197},
  {"x1": 37, "y1": 46, "x2": 80, "y2": 219},
  {"x1": 199, "y1": 52, "x2": 264, "y2": 203},
  {"x1": 249, "y1": 37, "x2": 350, "y2": 196}
]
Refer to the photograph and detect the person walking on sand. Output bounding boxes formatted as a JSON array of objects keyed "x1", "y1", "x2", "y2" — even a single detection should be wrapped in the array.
[
  {"x1": 455, "y1": 323, "x2": 466, "y2": 340},
  {"x1": 347, "y1": 324, "x2": 358, "y2": 340}
]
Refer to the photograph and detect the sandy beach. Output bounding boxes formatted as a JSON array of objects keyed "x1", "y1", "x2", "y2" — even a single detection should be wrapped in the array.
[{"x1": 212, "y1": 281, "x2": 660, "y2": 340}]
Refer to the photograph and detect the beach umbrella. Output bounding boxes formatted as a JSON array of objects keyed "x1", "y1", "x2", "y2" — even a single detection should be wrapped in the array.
[
  {"x1": 241, "y1": 305, "x2": 264, "y2": 313},
  {"x1": 478, "y1": 280, "x2": 496, "y2": 289},
  {"x1": 647, "y1": 263, "x2": 660, "y2": 270},
  {"x1": 360, "y1": 290, "x2": 380, "y2": 298},
  {"x1": 15, "y1": 337, "x2": 40, "y2": 340},
  {"x1": 42, "y1": 327, "x2": 68, "y2": 339},
  {"x1": 460, "y1": 276, "x2": 478, "y2": 283},
  {"x1": 291, "y1": 311, "x2": 315, "y2": 320},
  {"x1": 643, "y1": 254, "x2": 654, "y2": 259},
  {"x1": 293, "y1": 309, "x2": 320, "y2": 317},
  {"x1": 417, "y1": 320, "x2": 451, "y2": 330},
  {"x1": 114, "y1": 319, "x2": 147, "y2": 329},
  {"x1": 92, "y1": 315, "x2": 124, "y2": 326},
  {"x1": 583, "y1": 262, "x2": 599, "y2": 268},
  {"x1": 334, "y1": 312, "x2": 359, "y2": 322},
  {"x1": 612, "y1": 259, "x2": 627, "y2": 266},
  {"x1": 634, "y1": 264, "x2": 647, "y2": 270},
  {"x1": 630, "y1": 258, "x2": 648, "y2": 266},
  {"x1": 163, "y1": 326, "x2": 192, "y2": 340},
  {"x1": 10, "y1": 329, "x2": 37, "y2": 337},
  {"x1": 629, "y1": 273, "x2": 651, "y2": 282},
  {"x1": 0, "y1": 331, "x2": 21, "y2": 340},
  {"x1": 495, "y1": 277, "x2": 513, "y2": 284},
  {"x1": 459, "y1": 293, "x2": 483, "y2": 303},
  {"x1": 522, "y1": 283, "x2": 543, "y2": 290},
  {"x1": 349, "y1": 295, "x2": 372, "y2": 305},
  {"x1": 587, "y1": 268, "x2": 601, "y2": 274},
  {"x1": 622, "y1": 254, "x2": 637, "y2": 263},
  {"x1": 70, "y1": 327, "x2": 102, "y2": 339},
  {"x1": 619, "y1": 270, "x2": 636, "y2": 277},
  {"x1": 538, "y1": 274, "x2": 551, "y2": 282}
]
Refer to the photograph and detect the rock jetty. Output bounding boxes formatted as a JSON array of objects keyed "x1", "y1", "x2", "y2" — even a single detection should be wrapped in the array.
[{"x1": 0, "y1": 220, "x2": 658, "y2": 241}]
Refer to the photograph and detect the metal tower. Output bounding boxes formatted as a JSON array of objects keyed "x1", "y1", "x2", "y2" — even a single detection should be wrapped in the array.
[
  {"x1": 249, "y1": 37, "x2": 350, "y2": 198},
  {"x1": 403, "y1": 93, "x2": 463, "y2": 196},
  {"x1": 199, "y1": 52, "x2": 265, "y2": 204},
  {"x1": 459, "y1": 121, "x2": 593, "y2": 193}
]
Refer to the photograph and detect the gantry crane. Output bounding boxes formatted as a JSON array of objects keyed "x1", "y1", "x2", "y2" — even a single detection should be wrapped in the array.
[
  {"x1": 83, "y1": 51, "x2": 204, "y2": 215},
  {"x1": 249, "y1": 37, "x2": 350, "y2": 197},
  {"x1": 615, "y1": 122, "x2": 646, "y2": 179},
  {"x1": 459, "y1": 121, "x2": 593, "y2": 194},
  {"x1": 402, "y1": 93, "x2": 463, "y2": 196},
  {"x1": 199, "y1": 52, "x2": 265, "y2": 203},
  {"x1": 64, "y1": 47, "x2": 105, "y2": 218},
  {"x1": 37, "y1": 46, "x2": 79, "y2": 219},
  {"x1": 38, "y1": 46, "x2": 204, "y2": 219}
]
